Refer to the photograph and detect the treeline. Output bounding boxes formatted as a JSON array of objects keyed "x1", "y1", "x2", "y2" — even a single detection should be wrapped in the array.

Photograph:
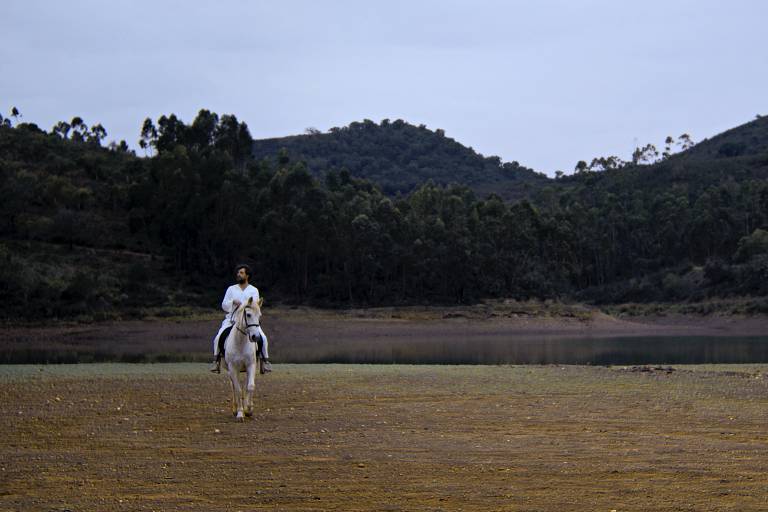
[
  {"x1": 1, "y1": 109, "x2": 768, "y2": 319},
  {"x1": 541, "y1": 161, "x2": 768, "y2": 304}
]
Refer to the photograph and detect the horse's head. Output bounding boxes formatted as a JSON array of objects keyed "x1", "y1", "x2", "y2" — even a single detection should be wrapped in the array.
[{"x1": 235, "y1": 296, "x2": 263, "y2": 342}]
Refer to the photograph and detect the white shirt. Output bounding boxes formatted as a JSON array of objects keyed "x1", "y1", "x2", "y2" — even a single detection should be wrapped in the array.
[
  {"x1": 213, "y1": 283, "x2": 269, "y2": 359},
  {"x1": 221, "y1": 284, "x2": 260, "y2": 314}
]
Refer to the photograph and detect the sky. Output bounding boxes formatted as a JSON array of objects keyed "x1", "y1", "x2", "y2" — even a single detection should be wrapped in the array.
[{"x1": 2, "y1": 0, "x2": 767, "y2": 175}]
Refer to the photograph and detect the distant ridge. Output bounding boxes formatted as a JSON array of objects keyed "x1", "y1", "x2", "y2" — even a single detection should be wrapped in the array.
[
  {"x1": 540, "y1": 114, "x2": 768, "y2": 204},
  {"x1": 2, "y1": 111, "x2": 768, "y2": 319},
  {"x1": 683, "y1": 115, "x2": 768, "y2": 160},
  {"x1": 251, "y1": 119, "x2": 549, "y2": 201}
]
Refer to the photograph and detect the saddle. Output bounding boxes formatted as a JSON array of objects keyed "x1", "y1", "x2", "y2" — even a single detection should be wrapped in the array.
[
  {"x1": 217, "y1": 325, "x2": 263, "y2": 359},
  {"x1": 217, "y1": 326, "x2": 234, "y2": 358}
]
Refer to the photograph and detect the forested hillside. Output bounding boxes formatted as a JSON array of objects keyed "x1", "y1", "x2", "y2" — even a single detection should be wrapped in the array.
[
  {"x1": 1, "y1": 109, "x2": 768, "y2": 321},
  {"x1": 683, "y1": 115, "x2": 768, "y2": 161},
  {"x1": 251, "y1": 119, "x2": 548, "y2": 201},
  {"x1": 539, "y1": 151, "x2": 768, "y2": 304}
]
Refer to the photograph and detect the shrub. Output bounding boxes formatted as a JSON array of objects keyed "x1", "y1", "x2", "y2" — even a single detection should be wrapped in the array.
[{"x1": 734, "y1": 229, "x2": 768, "y2": 262}]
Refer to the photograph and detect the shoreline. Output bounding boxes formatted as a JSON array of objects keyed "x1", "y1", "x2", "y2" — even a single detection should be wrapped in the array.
[{"x1": 3, "y1": 305, "x2": 768, "y2": 343}]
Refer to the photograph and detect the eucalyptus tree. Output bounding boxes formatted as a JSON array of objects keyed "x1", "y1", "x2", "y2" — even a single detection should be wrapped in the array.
[
  {"x1": 662, "y1": 136, "x2": 675, "y2": 159},
  {"x1": 214, "y1": 114, "x2": 253, "y2": 166},
  {"x1": 88, "y1": 124, "x2": 107, "y2": 145},
  {"x1": 52, "y1": 121, "x2": 71, "y2": 139},
  {"x1": 677, "y1": 133, "x2": 695, "y2": 151},
  {"x1": 155, "y1": 114, "x2": 186, "y2": 153},
  {"x1": 70, "y1": 117, "x2": 88, "y2": 142},
  {"x1": 139, "y1": 117, "x2": 157, "y2": 155},
  {"x1": 631, "y1": 143, "x2": 659, "y2": 165},
  {"x1": 189, "y1": 109, "x2": 219, "y2": 150}
]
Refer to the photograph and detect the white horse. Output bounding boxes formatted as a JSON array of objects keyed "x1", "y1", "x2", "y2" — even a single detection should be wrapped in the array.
[{"x1": 223, "y1": 296, "x2": 263, "y2": 421}]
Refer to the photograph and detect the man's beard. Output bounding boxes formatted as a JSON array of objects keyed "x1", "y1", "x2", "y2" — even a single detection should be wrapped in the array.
[{"x1": 236, "y1": 276, "x2": 246, "y2": 284}]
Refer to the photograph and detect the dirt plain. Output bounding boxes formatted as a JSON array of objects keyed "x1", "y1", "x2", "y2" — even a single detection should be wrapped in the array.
[{"x1": 2, "y1": 362, "x2": 768, "y2": 511}]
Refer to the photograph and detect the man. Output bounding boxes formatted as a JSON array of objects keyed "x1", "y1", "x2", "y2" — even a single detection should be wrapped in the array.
[{"x1": 209, "y1": 264, "x2": 272, "y2": 374}]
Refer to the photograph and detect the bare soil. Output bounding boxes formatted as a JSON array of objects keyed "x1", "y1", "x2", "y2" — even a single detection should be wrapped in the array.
[{"x1": 2, "y1": 363, "x2": 768, "y2": 511}]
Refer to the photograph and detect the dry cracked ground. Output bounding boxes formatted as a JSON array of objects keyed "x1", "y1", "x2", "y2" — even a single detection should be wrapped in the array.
[{"x1": 1, "y1": 363, "x2": 768, "y2": 511}]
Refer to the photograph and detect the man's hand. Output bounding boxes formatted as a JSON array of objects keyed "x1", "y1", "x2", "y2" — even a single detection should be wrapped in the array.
[{"x1": 233, "y1": 300, "x2": 242, "y2": 309}]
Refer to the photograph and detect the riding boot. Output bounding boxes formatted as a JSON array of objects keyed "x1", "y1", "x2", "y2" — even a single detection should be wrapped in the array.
[
  {"x1": 209, "y1": 356, "x2": 221, "y2": 373},
  {"x1": 260, "y1": 358, "x2": 272, "y2": 374}
]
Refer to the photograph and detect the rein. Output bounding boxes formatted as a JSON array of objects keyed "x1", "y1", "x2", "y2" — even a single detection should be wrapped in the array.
[{"x1": 234, "y1": 307, "x2": 260, "y2": 338}]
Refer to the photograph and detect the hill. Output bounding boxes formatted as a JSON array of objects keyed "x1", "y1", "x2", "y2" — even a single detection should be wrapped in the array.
[
  {"x1": 538, "y1": 116, "x2": 768, "y2": 305},
  {"x1": 0, "y1": 121, "x2": 219, "y2": 320},
  {"x1": 2, "y1": 110, "x2": 768, "y2": 321},
  {"x1": 683, "y1": 115, "x2": 768, "y2": 160},
  {"x1": 251, "y1": 119, "x2": 548, "y2": 201}
]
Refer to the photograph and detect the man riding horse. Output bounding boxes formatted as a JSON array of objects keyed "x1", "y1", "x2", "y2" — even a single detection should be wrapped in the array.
[{"x1": 209, "y1": 264, "x2": 272, "y2": 374}]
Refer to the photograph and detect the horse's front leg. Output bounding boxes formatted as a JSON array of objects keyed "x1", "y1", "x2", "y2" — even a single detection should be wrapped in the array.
[
  {"x1": 227, "y1": 363, "x2": 244, "y2": 421},
  {"x1": 228, "y1": 376, "x2": 237, "y2": 417},
  {"x1": 244, "y1": 361, "x2": 256, "y2": 417}
]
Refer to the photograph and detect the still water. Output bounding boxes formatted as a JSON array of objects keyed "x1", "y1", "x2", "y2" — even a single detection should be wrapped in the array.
[{"x1": 281, "y1": 336, "x2": 768, "y2": 365}]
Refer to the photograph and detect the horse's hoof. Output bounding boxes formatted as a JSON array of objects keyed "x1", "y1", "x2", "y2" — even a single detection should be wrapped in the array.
[
  {"x1": 236, "y1": 414, "x2": 245, "y2": 422},
  {"x1": 245, "y1": 410, "x2": 253, "y2": 417}
]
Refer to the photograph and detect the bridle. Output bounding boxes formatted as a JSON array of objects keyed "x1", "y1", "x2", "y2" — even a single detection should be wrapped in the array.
[{"x1": 234, "y1": 305, "x2": 261, "y2": 338}]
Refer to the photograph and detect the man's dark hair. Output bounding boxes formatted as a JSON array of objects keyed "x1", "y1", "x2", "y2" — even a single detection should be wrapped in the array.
[{"x1": 235, "y1": 264, "x2": 252, "y2": 279}]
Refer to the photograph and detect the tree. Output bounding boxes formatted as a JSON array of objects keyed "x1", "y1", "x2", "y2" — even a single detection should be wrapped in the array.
[
  {"x1": 190, "y1": 109, "x2": 219, "y2": 149},
  {"x1": 88, "y1": 123, "x2": 107, "y2": 145},
  {"x1": 52, "y1": 121, "x2": 71, "y2": 139},
  {"x1": 139, "y1": 117, "x2": 157, "y2": 155},
  {"x1": 70, "y1": 117, "x2": 88, "y2": 142},
  {"x1": 631, "y1": 143, "x2": 659, "y2": 166},
  {"x1": 588, "y1": 156, "x2": 625, "y2": 171},
  {"x1": 677, "y1": 133, "x2": 694, "y2": 151},
  {"x1": 214, "y1": 114, "x2": 253, "y2": 164},
  {"x1": 155, "y1": 114, "x2": 186, "y2": 153},
  {"x1": 107, "y1": 139, "x2": 131, "y2": 154},
  {"x1": 662, "y1": 135, "x2": 674, "y2": 159}
]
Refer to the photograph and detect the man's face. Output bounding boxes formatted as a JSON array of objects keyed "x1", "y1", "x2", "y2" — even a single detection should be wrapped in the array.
[{"x1": 236, "y1": 268, "x2": 248, "y2": 284}]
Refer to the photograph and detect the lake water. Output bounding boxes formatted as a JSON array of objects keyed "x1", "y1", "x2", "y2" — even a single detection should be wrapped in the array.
[
  {"x1": 5, "y1": 333, "x2": 768, "y2": 365},
  {"x1": 280, "y1": 335, "x2": 768, "y2": 365}
]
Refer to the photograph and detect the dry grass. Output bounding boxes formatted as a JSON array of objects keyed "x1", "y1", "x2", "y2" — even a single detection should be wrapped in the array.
[{"x1": 2, "y1": 364, "x2": 768, "y2": 511}]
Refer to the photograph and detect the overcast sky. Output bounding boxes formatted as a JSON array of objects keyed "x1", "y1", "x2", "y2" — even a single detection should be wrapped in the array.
[{"x1": 2, "y1": 0, "x2": 767, "y2": 175}]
